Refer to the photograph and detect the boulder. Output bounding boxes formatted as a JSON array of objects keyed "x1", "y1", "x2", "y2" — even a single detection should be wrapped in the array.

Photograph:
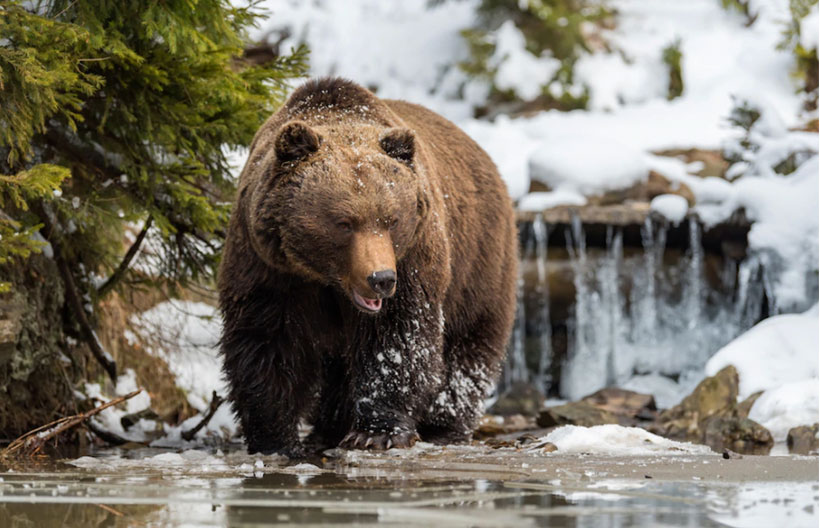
[
  {"x1": 587, "y1": 171, "x2": 695, "y2": 207},
  {"x1": 655, "y1": 365, "x2": 739, "y2": 439},
  {"x1": 537, "y1": 401, "x2": 618, "y2": 428},
  {"x1": 787, "y1": 424, "x2": 819, "y2": 455},
  {"x1": 651, "y1": 366, "x2": 774, "y2": 454},
  {"x1": 581, "y1": 387, "x2": 658, "y2": 424},
  {"x1": 488, "y1": 381, "x2": 546, "y2": 417},
  {"x1": 702, "y1": 416, "x2": 773, "y2": 455}
]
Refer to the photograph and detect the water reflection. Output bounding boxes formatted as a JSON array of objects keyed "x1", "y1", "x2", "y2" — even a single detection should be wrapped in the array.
[{"x1": 0, "y1": 462, "x2": 816, "y2": 527}]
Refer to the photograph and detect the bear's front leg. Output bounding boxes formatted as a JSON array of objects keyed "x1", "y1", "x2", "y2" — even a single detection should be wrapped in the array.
[
  {"x1": 340, "y1": 285, "x2": 445, "y2": 450},
  {"x1": 221, "y1": 296, "x2": 318, "y2": 458}
]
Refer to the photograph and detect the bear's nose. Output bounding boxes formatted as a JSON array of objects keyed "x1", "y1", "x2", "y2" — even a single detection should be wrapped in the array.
[{"x1": 367, "y1": 270, "x2": 397, "y2": 297}]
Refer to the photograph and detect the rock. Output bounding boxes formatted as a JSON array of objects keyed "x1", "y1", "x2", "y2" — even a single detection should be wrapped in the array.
[
  {"x1": 586, "y1": 171, "x2": 695, "y2": 207},
  {"x1": 476, "y1": 413, "x2": 536, "y2": 438},
  {"x1": 655, "y1": 366, "x2": 739, "y2": 439},
  {"x1": 518, "y1": 202, "x2": 652, "y2": 226},
  {"x1": 537, "y1": 401, "x2": 618, "y2": 428},
  {"x1": 653, "y1": 148, "x2": 729, "y2": 179},
  {"x1": 787, "y1": 424, "x2": 819, "y2": 455},
  {"x1": 528, "y1": 440, "x2": 558, "y2": 453},
  {"x1": 736, "y1": 391, "x2": 764, "y2": 419},
  {"x1": 651, "y1": 366, "x2": 775, "y2": 455},
  {"x1": 488, "y1": 381, "x2": 545, "y2": 417},
  {"x1": 581, "y1": 387, "x2": 658, "y2": 424},
  {"x1": 702, "y1": 416, "x2": 773, "y2": 455}
]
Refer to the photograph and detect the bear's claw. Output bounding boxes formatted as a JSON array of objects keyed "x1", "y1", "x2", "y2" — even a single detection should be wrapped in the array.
[{"x1": 340, "y1": 430, "x2": 420, "y2": 450}]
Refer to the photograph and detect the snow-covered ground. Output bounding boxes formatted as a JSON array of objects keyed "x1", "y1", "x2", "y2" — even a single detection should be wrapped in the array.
[{"x1": 80, "y1": 301, "x2": 237, "y2": 447}]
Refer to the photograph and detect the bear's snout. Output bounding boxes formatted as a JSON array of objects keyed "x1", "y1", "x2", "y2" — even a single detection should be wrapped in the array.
[{"x1": 367, "y1": 269, "x2": 397, "y2": 298}]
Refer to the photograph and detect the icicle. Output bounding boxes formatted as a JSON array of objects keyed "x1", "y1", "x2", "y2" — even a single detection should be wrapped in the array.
[
  {"x1": 600, "y1": 227, "x2": 623, "y2": 387},
  {"x1": 683, "y1": 217, "x2": 703, "y2": 332},
  {"x1": 532, "y1": 213, "x2": 552, "y2": 393}
]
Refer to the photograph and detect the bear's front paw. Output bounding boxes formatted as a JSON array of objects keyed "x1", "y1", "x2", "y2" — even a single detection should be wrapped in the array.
[{"x1": 340, "y1": 429, "x2": 420, "y2": 450}]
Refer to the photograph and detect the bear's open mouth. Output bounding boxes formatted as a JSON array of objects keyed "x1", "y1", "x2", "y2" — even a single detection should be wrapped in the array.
[{"x1": 352, "y1": 290, "x2": 383, "y2": 313}]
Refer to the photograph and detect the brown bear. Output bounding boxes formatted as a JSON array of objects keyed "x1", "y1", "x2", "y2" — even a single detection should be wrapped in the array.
[{"x1": 219, "y1": 77, "x2": 517, "y2": 457}]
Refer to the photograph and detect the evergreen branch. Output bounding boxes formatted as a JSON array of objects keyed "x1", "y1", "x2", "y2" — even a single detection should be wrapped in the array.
[{"x1": 96, "y1": 215, "x2": 153, "y2": 298}]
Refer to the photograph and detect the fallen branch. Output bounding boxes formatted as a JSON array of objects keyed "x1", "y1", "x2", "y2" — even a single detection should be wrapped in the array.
[
  {"x1": 181, "y1": 391, "x2": 225, "y2": 441},
  {"x1": 1, "y1": 389, "x2": 142, "y2": 458}
]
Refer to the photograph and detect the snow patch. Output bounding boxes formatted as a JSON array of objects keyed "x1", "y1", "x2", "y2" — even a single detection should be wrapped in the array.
[
  {"x1": 650, "y1": 194, "x2": 689, "y2": 226},
  {"x1": 705, "y1": 306, "x2": 819, "y2": 400},
  {"x1": 518, "y1": 190, "x2": 587, "y2": 212},
  {"x1": 528, "y1": 135, "x2": 648, "y2": 196},
  {"x1": 543, "y1": 425, "x2": 713, "y2": 456},
  {"x1": 748, "y1": 379, "x2": 819, "y2": 443}
]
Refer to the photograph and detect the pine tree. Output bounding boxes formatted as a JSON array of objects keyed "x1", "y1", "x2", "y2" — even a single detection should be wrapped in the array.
[{"x1": 0, "y1": 0, "x2": 306, "y2": 437}]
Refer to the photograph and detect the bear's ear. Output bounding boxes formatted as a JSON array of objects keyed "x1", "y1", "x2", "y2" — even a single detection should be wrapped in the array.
[
  {"x1": 274, "y1": 121, "x2": 320, "y2": 164},
  {"x1": 379, "y1": 128, "x2": 415, "y2": 166}
]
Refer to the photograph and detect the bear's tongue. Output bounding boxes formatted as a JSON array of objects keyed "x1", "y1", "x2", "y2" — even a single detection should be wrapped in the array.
[{"x1": 353, "y1": 290, "x2": 382, "y2": 312}]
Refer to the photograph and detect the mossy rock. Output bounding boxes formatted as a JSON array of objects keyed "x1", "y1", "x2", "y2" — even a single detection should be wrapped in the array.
[
  {"x1": 702, "y1": 415, "x2": 773, "y2": 455},
  {"x1": 656, "y1": 365, "x2": 739, "y2": 439},
  {"x1": 787, "y1": 423, "x2": 819, "y2": 455}
]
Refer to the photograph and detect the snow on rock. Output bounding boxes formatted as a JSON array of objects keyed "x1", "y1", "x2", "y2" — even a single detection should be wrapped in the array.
[
  {"x1": 700, "y1": 155, "x2": 818, "y2": 310},
  {"x1": 705, "y1": 306, "x2": 819, "y2": 441},
  {"x1": 518, "y1": 190, "x2": 587, "y2": 212},
  {"x1": 528, "y1": 135, "x2": 648, "y2": 196},
  {"x1": 748, "y1": 379, "x2": 819, "y2": 443},
  {"x1": 542, "y1": 424, "x2": 713, "y2": 456},
  {"x1": 650, "y1": 194, "x2": 689, "y2": 226},
  {"x1": 83, "y1": 368, "x2": 154, "y2": 443},
  {"x1": 705, "y1": 306, "x2": 819, "y2": 400}
]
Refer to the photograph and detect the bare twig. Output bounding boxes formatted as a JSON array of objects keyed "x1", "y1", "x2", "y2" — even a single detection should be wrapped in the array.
[
  {"x1": 1, "y1": 390, "x2": 142, "y2": 458},
  {"x1": 95, "y1": 504, "x2": 125, "y2": 517},
  {"x1": 96, "y1": 215, "x2": 153, "y2": 298},
  {"x1": 181, "y1": 391, "x2": 225, "y2": 441}
]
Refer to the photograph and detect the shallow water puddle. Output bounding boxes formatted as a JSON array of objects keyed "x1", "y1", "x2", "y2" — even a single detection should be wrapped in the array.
[{"x1": 0, "y1": 446, "x2": 816, "y2": 527}]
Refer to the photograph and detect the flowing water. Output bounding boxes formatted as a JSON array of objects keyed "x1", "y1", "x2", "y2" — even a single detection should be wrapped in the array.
[{"x1": 502, "y1": 215, "x2": 797, "y2": 406}]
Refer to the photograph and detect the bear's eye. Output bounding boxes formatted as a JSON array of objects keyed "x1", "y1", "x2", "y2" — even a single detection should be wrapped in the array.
[
  {"x1": 388, "y1": 218, "x2": 399, "y2": 230},
  {"x1": 336, "y1": 220, "x2": 353, "y2": 233}
]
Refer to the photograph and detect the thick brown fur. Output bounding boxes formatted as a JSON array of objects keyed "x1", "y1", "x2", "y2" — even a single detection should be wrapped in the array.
[{"x1": 218, "y1": 77, "x2": 517, "y2": 456}]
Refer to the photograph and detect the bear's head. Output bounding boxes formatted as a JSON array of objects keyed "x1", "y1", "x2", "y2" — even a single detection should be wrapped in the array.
[{"x1": 249, "y1": 120, "x2": 429, "y2": 314}]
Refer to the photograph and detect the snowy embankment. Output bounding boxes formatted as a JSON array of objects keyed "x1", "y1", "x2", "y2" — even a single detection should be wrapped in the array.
[
  {"x1": 706, "y1": 306, "x2": 820, "y2": 442},
  {"x1": 82, "y1": 301, "x2": 237, "y2": 446}
]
